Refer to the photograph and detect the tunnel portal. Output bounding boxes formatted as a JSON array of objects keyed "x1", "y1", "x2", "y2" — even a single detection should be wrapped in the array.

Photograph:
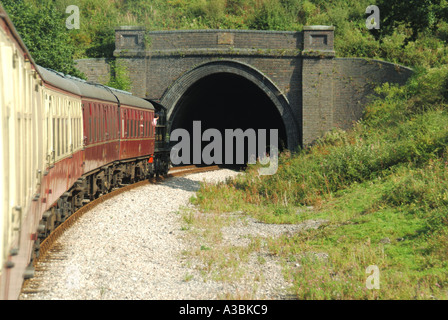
[{"x1": 169, "y1": 73, "x2": 287, "y2": 167}]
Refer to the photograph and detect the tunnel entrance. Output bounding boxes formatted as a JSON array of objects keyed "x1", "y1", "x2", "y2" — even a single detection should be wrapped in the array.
[{"x1": 169, "y1": 73, "x2": 287, "y2": 167}]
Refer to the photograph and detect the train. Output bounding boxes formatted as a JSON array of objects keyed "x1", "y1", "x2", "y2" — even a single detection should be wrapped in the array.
[{"x1": 0, "y1": 4, "x2": 171, "y2": 299}]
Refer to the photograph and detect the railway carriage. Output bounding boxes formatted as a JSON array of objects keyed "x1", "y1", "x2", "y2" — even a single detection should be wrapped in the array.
[
  {"x1": 0, "y1": 4, "x2": 170, "y2": 299},
  {"x1": 1, "y1": 4, "x2": 47, "y2": 299},
  {"x1": 37, "y1": 66, "x2": 84, "y2": 221}
]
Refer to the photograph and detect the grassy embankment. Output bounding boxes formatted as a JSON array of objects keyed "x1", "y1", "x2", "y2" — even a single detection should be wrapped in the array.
[
  {"x1": 57, "y1": 0, "x2": 448, "y2": 299},
  {"x1": 20, "y1": 0, "x2": 448, "y2": 69},
  {"x1": 189, "y1": 67, "x2": 448, "y2": 299}
]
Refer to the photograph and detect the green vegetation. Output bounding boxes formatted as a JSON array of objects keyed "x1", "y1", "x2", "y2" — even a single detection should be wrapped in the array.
[
  {"x1": 106, "y1": 60, "x2": 132, "y2": 91},
  {"x1": 2, "y1": 0, "x2": 448, "y2": 299},
  {"x1": 2, "y1": 0, "x2": 448, "y2": 70},
  {"x1": 1, "y1": 0, "x2": 85, "y2": 78},
  {"x1": 192, "y1": 67, "x2": 448, "y2": 299}
]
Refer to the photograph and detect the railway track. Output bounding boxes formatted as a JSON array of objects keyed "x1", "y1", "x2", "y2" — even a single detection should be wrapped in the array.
[{"x1": 20, "y1": 164, "x2": 220, "y2": 296}]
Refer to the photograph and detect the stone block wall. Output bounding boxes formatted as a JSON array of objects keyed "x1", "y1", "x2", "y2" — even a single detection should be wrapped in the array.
[
  {"x1": 332, "y1": 58, "x2": 413, "y2": 131},
  {"x1": 74, "y1": 58, "x2": 111, "y2": 84},
  {"x1": 74, "y1": 26, "x2": 414, "y2": 148}
]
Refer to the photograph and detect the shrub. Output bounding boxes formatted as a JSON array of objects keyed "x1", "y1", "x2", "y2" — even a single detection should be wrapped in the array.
[
  {"x1": 106, "y1": 60, "x2": 132, "y2": 91},
  {"x1": 2, "y1": 0, "x2": 85, "y2": 77},
  {"x1": 383, "y1": 156, "x2": 448, "y2": 211}
]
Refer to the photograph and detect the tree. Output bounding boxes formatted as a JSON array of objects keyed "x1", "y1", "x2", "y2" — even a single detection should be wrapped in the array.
[
  {"x1": 1, "y1": 0, "x2": 85, "y2": 78},
  {"x1": 376, "y1": 0, "x2": 447, "y2": 39}
]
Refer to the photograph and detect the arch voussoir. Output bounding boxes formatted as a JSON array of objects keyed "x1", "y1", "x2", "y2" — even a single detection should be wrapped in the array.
[{"x1": 160, "y1": 60, "x2": 300, "y2": 150}]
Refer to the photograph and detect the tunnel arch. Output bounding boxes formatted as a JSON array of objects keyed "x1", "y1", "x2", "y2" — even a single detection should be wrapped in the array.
[{"x1": 159, "y1": 60, "x2": 300, "y2": 150}]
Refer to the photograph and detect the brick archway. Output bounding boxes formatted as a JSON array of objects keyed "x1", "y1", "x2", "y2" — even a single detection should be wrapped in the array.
[
  {"x1": 160, "y1": 60, "x2": 300, "y2": 150},
  {"x1": 75, "y1": 26, "x2": 414, "y2": 147}
]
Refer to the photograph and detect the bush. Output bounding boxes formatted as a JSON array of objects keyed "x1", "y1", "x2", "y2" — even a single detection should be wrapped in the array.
[
  {"x1": 196, "y1": 66, "x2": 448, "y2": 209},
  {"x1": 2, "y1": 0, "x2": 85, "y2": 78},
  {"x1": 106, "y1": 60, "x2": 132, "y2": 91}
]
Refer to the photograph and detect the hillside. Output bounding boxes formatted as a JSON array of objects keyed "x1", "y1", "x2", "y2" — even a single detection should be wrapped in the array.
[
  {"x1": 192, "y1": 66, "x2": 448, "y2": 299},
  {"x1": 2, "y1": 0, "x2": 448, "y2": 70}
]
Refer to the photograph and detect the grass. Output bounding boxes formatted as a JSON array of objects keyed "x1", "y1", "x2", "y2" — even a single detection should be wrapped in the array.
[
  {"x1": 273, "y1": 174, "x2": 448, "y2": 299},
  {"x1": 179, "y1": 206, "x2": 256, "y2": 284},
  {"x1": 189, "y1": 68, "x2": 448, "y2": 300}
]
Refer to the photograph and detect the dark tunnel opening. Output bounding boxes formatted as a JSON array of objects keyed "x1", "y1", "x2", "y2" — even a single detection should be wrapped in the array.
[{"x1": 169, "y1": 73, "x2": 288, "y2": 168}]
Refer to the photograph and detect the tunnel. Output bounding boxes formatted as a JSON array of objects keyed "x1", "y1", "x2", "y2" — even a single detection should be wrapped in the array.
[{"x1": 168, "y1": 72, "x2": 288, "y2": 167}]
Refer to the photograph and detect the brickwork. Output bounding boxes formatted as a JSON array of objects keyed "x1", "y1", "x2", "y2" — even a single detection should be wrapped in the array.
[
  {"x1": 75, "y1": 58, "x2": 111, "y2": 84},
  {"x1": 302, "y1": 57, "x2": 335, "y2": 145},
  {"x1": 145, "y1": 29, "x2": 302, "y2": 51},
  {"x1": 76, "y1": 27, "x2": 413, "y2": 149},
  {"x1": 332, "y1": 58, "x2": 413, "y2": 131}
]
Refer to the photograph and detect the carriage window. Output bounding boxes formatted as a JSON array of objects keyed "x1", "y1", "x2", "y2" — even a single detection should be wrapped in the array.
[
  {"x1": 127, "y1": 119, "x2": 130, "y2": 138},
  {"x1": 97, "y1": 115, "x2": 99, "y2": 142},
  {"x1": 61, "y1": 106, "x2": 64, "y2": 156},
  {"x1": 114, "y1": 114, "x2": 117, "y2": 139},
  {"x1": 65, "y1": 118, "x2": 68, "y2": 154},
  {"x1": 102, "y1": 107, "x2": 105, "y2": 141},
  {"x1": 73, "y1": 117, "x2": 76, "y2": 150},
  {"x1": 112, "y1": 115, "x2": 114, "y2": 140},
  {"x1": 107, "y1": 109, "x2": 110, "y2": 140},
  {"x1": 89, "y1": 104, "x2": 92, "y2": 143},
  {"x1": 71, "y1": 118, "x2": 74, "y2": 150},
  {"x1": 78, "y1": 118, "x2": 82, "y2": 147},
  {"x1": 131, "y1": 118, "x2": 134, "y2": 138},
  {"x1": 98, "y1": 106, "x2": 101, "y2": 141},
  {"x1": 111, "y1": 109, "x2": 114, "y2": 139},
  {"x1": 114, "y1": 117, "x2": 116, "y2": 139},
  {"x1": 63, "y1": 117, "x2": 66, "y2": 155},
  {"x1": 93, "y1": 115, "x2": 96, "y2": 142},
  {"x1": 133, "y1": 118, "x2": 136, "y2": 138},
  {"x1": 99, "y1": 112, "x2": 101, "y2": 141},
  {"x1": 96, "y1": 105, "x2": 99, "y2": 142},
  {"x1": 89, "y1": 118, "x2": 92, "y2": 143},
  {"x1": 101, "y1": 109, "x2": 106, "y2": 140},
  {"x1": 76, "y1": 118, "x2": 79, "y2": 148},
  {"x1": 57, "y1": 118, "x2": 61, "y2": 157},
  {"x1": 99, "y1": 106, "x2": 103, "y2": 141},
  {"x1": 52, "y1": 117, "x2": 56, "y2": 157}
]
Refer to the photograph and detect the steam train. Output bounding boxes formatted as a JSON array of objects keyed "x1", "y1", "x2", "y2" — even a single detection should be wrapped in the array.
[{"x1": 0, "y1": 4, "x2": 170, "y2": 299}]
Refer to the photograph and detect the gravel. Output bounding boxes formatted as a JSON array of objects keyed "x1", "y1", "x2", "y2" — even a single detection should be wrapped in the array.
[{"x1": 19, "y1": 169, "x2": 325, "y2": 300}]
